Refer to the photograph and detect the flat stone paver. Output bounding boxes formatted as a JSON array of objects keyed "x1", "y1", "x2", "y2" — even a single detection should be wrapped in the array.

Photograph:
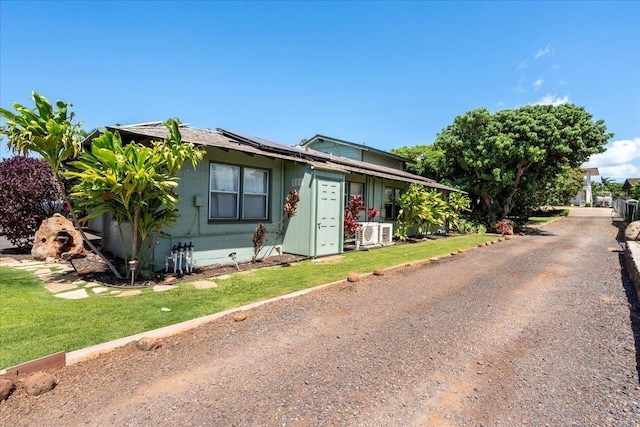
[
  {"x1": 116, "y1": 290, "x2": 142, "y2": 297},
  {"x1": 192, "y1": 280, "x2": 218, "y2": 289},
  {"x1": 153, "y1": 285, "x2": 175, "y2": 292},
  {"x1": 54, "y1": 289, "x2": 89, "y2": 300},
  {"x1": 45, "y1": 283, "x2": 78, "y2": 293},
  {"x1": 216, "y1": 274, "x2": 232, "y2": 280},
  {"x1": 92, "y1": 287, "x2": 110, "y2": 294},
  {"x1": 312, "y1": 255, "x2": 344, "y2": 263}
]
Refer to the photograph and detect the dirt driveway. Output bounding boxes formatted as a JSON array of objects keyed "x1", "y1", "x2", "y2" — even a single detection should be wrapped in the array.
[{"x1": 2, "y1": 208, "x2": 639, "y2": 426}]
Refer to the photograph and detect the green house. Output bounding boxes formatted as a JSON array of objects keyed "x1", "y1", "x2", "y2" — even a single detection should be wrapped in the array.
[{"x1": 85, "y1": 123, "x2": 457, "y2": 269}]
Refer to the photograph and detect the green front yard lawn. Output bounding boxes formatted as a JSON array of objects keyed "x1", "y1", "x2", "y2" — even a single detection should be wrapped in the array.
[{"x1": 0, "y1": 233, "x2": 497, "y2": 369}]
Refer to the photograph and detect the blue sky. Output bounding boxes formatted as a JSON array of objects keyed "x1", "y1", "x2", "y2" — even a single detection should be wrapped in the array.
[{"x1": 1, "y1": 1, "x2": 639, "y2": 181}]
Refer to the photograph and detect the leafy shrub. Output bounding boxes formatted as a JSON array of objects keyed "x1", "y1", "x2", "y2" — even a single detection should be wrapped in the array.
[
  {"x1": 344, "y1": 195, "x2": 364, "y2": 237},
  {"x1": 0, "y1": 156, "x2": 62, "y2": 249},
  {"x1": 457, "y1": 219, "x2": 487, "y2": 234},
  {"x1": 395, "y1": 184, "x2": 447, "y2": 241}
]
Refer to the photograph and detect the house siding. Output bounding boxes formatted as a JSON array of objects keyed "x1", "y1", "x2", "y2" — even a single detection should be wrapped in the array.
[{"x1": 103, "y1": 147, "x2": 289, "y2": 268}]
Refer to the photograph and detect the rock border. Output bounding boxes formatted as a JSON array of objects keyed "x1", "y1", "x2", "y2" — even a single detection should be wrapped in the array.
[{"x1": 625, "y1": 241, "x2": 640, "y2": 301}]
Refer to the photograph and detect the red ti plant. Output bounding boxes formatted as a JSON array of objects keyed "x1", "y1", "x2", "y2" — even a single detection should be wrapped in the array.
[
  {"x1": 367, "y1": 207, "x2": 379, "y2": 222},
  {"x1": 344, "y1": 195, "x2": 364, "y2": 237}
]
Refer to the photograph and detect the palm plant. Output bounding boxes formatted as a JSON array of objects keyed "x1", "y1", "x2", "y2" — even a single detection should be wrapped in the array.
[
  {"x1": 0, "y1": 91, "x2": 122, "y2": 277},
  {"x1": 66, "y1": 119, "x2": 204, "y2": 277}
]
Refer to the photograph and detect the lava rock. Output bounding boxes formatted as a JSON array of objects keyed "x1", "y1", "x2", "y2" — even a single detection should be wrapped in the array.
[
  {"x1": 136, "y1": 337, "x2": 161, "y2": 351},
  {"x1": 32, "y1": 214, "x2": 85, "y2": 261},
  {"x1": 23, "y1": 372, "x2": 56, "y2": 397},
  {"x1": 0, "y1": 377, "x2": 15, "y2": 401}
]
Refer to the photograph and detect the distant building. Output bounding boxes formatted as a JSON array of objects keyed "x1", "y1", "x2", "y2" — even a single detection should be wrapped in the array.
[
  {"x1": 622, "y1": 178, "x2": 640, "y2": 197},
  {"x1": 573, "y1": 167, "x2": 599, "y2": 206}
]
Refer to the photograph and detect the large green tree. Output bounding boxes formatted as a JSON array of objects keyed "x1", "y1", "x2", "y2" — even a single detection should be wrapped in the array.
[
  {"x1": 542, "y1": 165, "x2": 585, "y2": 207},
  {"x1": 390, "y1": 144, "x2": 444, "y2": 180},
  {"x1": 434, "y1": 104, "x2": 612, "y2": 223}
]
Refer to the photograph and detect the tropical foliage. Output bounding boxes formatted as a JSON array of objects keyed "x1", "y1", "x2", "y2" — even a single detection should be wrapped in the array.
[
  {"x1": 390, "y1": 144, "x2": 445, "y2": 180},
  {"x1": 395, "y1": 184, "x2": 446, "y2": 240},
  {"x1": 0, "y1": 91, "x2": 84, "y2": 174},
  {"x1": 434, "y1": 104, "x2": 612, "y2": 223},
  {"x1": 444, "y1": 191, "x2": 471, "y2": 232},
  {"x1": 66, "y1": 119, "x2": 204, "y2": 275},
  {"x1": 0, "y1": 157, "x2": 62, "y2": 248},
  {"x1": 394, "y1": 184, "x2": 473, "y2": 241},
  {"x1": 344, "y1": 194, "x2": 365, "y2": 238},
  {"x1": 0, "y1": 91, "x2": 123, "y2": 276}
]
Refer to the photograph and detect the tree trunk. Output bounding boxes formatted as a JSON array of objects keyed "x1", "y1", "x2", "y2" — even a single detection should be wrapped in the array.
[
  {"x1": 55, "y1": 175, "x2": 123, "y2": 279},
  {"x1": 480, "y1": 194, "x2": 497, "y2": 224}
]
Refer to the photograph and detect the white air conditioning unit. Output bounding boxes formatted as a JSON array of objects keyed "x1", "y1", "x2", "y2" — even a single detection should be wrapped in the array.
[
  {"x1": 356, "y1": 222, "x2": 379, "y2": 246},
  {"x1": 379, "y1": 223, "x2": 393, "y2": 244}
]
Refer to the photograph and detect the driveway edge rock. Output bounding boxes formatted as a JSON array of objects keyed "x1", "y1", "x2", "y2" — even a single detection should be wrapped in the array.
[{"x1": 625, "y1": 241, "x2": 640, "y2": 301}]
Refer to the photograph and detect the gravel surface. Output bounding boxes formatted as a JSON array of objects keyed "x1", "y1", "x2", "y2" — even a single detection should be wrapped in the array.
[{"x1": 1, "y1": 208, "x2": 639, "y2": 426}]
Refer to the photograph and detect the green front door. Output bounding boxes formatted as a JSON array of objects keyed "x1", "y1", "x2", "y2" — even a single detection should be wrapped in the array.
[{"x1": 315, "y1": 178, "x2": 342, "y2": 257}]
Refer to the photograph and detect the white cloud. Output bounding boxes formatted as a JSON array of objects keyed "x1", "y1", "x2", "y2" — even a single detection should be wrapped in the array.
[
  {"x1": 533, "y1": 93, "x2": 569, "y2": 106},
  {"x1": 533, "y1": 77, "x2": 544, "y2": 91},
  {"x1": 594, "y1": 164, "x2": 640, "y2": 180},
  {"x1": 518, "y1": 60, "x2": 528, "y2": 69},
  {"x1": 534, "y1": 43, "x2": 553, "y2": 60},
  {"x1": 584, "y1": 137, "x2": 640, "y2": 180}
]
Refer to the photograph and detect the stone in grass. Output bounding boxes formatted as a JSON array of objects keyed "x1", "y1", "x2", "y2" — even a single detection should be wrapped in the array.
[
  {"x1": 372, "y1": 269, "x2": 385, "y2": 276},
  {"x1": 233, "y1": 312, "x2": 248, "y2": 322},
  {"x1": 23, "y1": 372, "x2": 57, "y2": 397},
  {"x1": 0, "y1": 377, "x2": 15, "y2": 401},
  {"x1": 347, "y1": 272, "x2": 360, "y2": 283},
  {"x1": 136, "y1": 337, "x2": 161, "y2": 351}
]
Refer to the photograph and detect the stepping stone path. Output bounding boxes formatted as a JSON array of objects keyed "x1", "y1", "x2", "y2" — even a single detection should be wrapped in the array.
[
  {"x1": 45, "y1": 283, "x2": 77, "y2": 293},
  {"x1": 55, "y1": 289, "x2": 89, "y2": 300},
  {"x1": 192, "y1": 280, "x2": 218, "y2": 289},
  {"x1": 1, "y1": 256, "x2": 225, "y2": 299},
  {"x1": 117, "y1": 290, "x2": 142, "y2": 297}
]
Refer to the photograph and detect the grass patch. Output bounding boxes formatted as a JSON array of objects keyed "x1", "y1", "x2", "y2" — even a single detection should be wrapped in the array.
[{"x1": 0, "y1": 233, "x2": 496, "y2": 369}]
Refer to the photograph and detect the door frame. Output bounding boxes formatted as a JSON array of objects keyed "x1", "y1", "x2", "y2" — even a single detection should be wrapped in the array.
[{"x1": 314, "y1": 177, "x2": 344, "y2": 257}]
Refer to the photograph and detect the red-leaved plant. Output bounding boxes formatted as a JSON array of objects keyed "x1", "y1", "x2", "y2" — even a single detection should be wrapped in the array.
[
  {"x1": 344, "y1": 195, "x2": 364, "y2": 237},
  {"x1": 252, "y1": 189, "x2": 300, "y2": 261},
  {"x1": 367, "y1": 207, "x2": 379, "y2": 222},
  {"x1": 0, "y1": 156, "x2": 62, "y2": 249}
]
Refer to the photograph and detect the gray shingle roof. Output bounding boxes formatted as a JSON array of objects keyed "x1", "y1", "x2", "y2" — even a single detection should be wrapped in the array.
[{"x1": 102, "y1": 124, "x2": 459, "y2": 192}]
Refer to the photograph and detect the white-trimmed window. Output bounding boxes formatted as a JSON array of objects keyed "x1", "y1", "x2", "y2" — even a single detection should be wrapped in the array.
[
  {"x1": 243, "y1": 168, "x2": 269, "y2": 219},
  {"x1": 384, "y1": 187, "x2": 402, "y2": 220},
  {"x1": 209, "y1": 163, "x2": 269, "y2": 220}
]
